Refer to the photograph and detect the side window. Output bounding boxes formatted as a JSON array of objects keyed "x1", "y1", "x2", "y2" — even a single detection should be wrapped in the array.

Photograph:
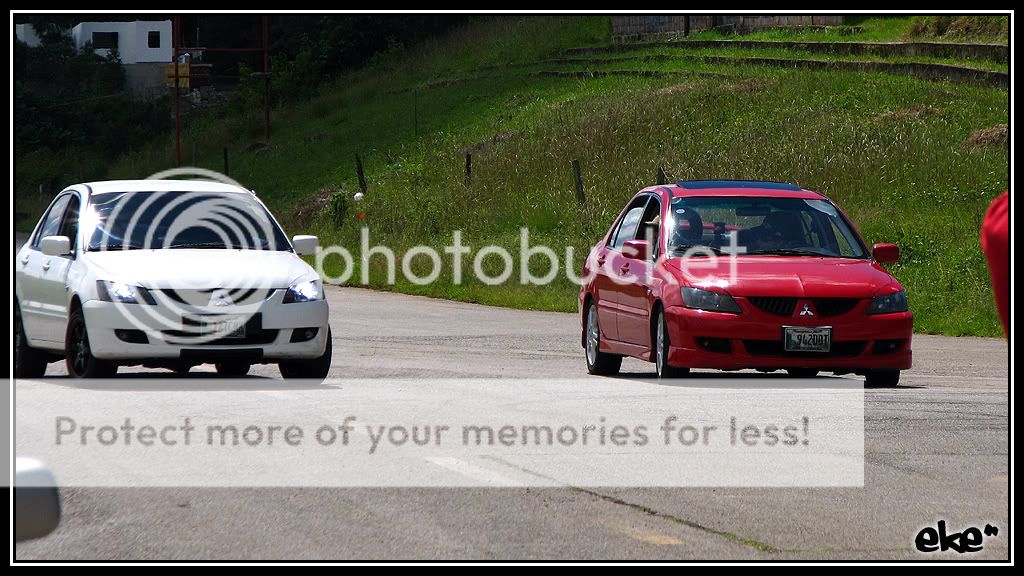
[
  {"x1": 636, "y1": 196, "x2": 661, "y2": 257},
  {"x1": 607, "y1": 196, "x2": 650, "y2": 249},
  {"x1": 611, "y1": 203, "x2": 648, "y2": 250},
  {"x1": 57, "y1": 194, "x2": 81, "y2": 255},
  {"x1": 31, "y1": 195, "x2": 71, "y2": 249}
]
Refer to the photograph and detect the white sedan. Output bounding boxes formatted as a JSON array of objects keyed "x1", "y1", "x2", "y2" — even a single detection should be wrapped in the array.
[{"x1": 15, "y1": 179, "x2": 332, "y2": 379}]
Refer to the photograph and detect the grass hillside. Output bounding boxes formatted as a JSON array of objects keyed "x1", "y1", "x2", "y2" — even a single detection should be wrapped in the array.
[{"x1": 85, "y1": 16, "x2": 1007, "y2": 336}]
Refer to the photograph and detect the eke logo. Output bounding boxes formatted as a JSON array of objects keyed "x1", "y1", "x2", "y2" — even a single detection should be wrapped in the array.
[{"x1": 915, "y1": 520, "x2": 998, "y2": 553}]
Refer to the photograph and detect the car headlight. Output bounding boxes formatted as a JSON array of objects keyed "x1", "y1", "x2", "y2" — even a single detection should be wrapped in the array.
[
  {"x1": 283, "y1": 279, "x2": 323, "y2": 303},
  {"x1": 866, "y1": 290, "x2": 908, "y2": 314},
  {"x1": 97, "y1": 280, "x2": 155, "y2": 305},
  {"x1": 681, "y1": 287, "x2": 741, "y2": 313}
]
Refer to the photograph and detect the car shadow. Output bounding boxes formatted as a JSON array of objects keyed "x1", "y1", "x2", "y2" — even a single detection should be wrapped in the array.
[
  {"x1": 606, "y1": 371, "x2": 926, "y2": 390},
  {"x1": 27, "y1": 374, "x2": 338, "y2": 392}
]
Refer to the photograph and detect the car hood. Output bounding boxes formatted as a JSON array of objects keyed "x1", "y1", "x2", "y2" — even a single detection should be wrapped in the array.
[
  {"x1": 664, "y1": 256, "x2": 898, "y2": 298},
  {"x1": 82, "y1": 249, "x2": 313, "y2": 289}
]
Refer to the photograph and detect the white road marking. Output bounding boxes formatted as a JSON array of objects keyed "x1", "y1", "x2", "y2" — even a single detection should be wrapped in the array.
[{"x1": 425, "y1": 457, "x2": 519, "y2": 486}]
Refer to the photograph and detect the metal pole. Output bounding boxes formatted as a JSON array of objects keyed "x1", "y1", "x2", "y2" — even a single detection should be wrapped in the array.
[
  {"x1": 263, "y1": 15, "x2": 270, "y2": 143},
  {"x1": 174, "y1": 16, "x2": 181, "y2": 167}
]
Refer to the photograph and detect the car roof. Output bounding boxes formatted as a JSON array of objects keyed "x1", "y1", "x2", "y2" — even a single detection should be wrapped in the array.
[
  {"x1": 666, "y1": 180, "x2": 826, "y2": 200},
  {"x1": 72, "y1": 179, "x2": 250, "y2": 196}
]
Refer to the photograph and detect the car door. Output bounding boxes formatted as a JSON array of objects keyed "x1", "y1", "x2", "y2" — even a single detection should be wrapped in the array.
[
  {"x1": 36, "y1": 193, "x2": 81, "y2": 341},
  {"x1": 596, "y1": 195, "x2": 649, "y2": 343},
  {"x1": 616, "y1": 195, "x2": 661, "y2": 347},
  {"x1": 16, "y1": 193, "x2": 71, "y2": 343}
]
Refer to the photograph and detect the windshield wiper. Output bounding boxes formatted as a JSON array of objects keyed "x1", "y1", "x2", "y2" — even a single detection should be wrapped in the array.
[
  {"x1": 167, "y1": 242, "x2": 232, "y2": 249},
  {"x1": 670, "y1": 244, "x2": 727, "y2": 256},
  {"x1": 87, "y1": 243, "x2": 145, "y2": 251},
  {"x1": 747, "y1": 248, "x2": 833, "y2": 257}
]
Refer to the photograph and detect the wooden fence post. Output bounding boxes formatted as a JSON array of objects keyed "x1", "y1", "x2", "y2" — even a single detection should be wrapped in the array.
[
  {"x1": 572, "y1": 159, "x2": 586, "y2": 205},
  {"x1": 355, "y1": 153, "x2": 367, "y2": 193}
]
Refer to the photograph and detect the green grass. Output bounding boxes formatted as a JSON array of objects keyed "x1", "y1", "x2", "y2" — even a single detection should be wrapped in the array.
[
  {"x1": 683, "y1": 15, "x2": 1009, "y2": 44},
  {"x1": 33, "y1": 16, "x2": 1010, "y2": 337},
  {"x1": 555, "y1": 45, "x2": 1008, "y2": 73}
]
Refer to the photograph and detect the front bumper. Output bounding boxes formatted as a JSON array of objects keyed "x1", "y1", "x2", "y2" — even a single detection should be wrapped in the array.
[
  {"x1": 663, "y1": 304, "x2": 912, "y2": 372},
  {"x1": 82, "y1": 294, "x2": 329, "y2": 362}
]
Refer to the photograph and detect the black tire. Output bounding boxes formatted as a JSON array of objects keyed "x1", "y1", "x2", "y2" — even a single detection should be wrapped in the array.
[
  {"x1": 865, "y1": 370, "x2": 900, "y2": 387},
  {"x1": 171, "y1": 363, "x2": 192, "y2": 375},
  {"x1": 655, "y1": 309, "x2": 689, "y2": 379},
  {"x1": 65, "y1": 307, "x2": 117, "y2": 379},
  {"x1": 786, "y1": 368, "x2": 819, "y2": 378},
  {"x1": 279, "y1": 327, "x2": 333, "y2": 381},
  {"x1": 15, "y1": 301, "x2": 48, "y2": 378},
  {"x1": 215, "y1": 362, "x2": 251, "y2": 377},
  {"x1": 584, "y1": 301, "x2": 622, "y2": 376}
]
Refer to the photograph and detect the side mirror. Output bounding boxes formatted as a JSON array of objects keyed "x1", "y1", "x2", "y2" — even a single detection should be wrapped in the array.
[
  {"x1": 15, "y1": 458, "x2": 61, "y2": 542},
  {"x1": 40, "y1": 236, "x2": 71, "y2": 257},
  {"x1": 622, "y1": 239, "x2": 650, "y2": 261},
  {"x1": 872, "y1": 243, "x2": 900, "y2": 264},
  {"x1": 292, "y1": 235, "x2": 319, "y2": 257}
]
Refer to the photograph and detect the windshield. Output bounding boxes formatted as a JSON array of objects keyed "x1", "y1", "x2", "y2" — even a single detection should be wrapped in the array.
[
  {"x1": 667, "y1": 196, "x2": 867, "y2": 258},
  {"x1": 85, "y1": 190, "x2": 292, "y2": 252}
]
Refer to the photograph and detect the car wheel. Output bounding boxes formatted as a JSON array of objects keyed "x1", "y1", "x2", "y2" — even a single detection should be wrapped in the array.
[
  {"x1": 655, "y1": 309, "x2": 689, "y2": 379},
  {"x1": 279, "y1": 327, "x2": 332, "y2": 381},
  {"x1": 15, "y1": 302, "x2": 48, "y2": 378},
  {"x1": 65, "y1": 307, "x2": 116, "y2": 379},
  {"x1": 864, "y1": 370, "x2": 900, "y2": 387},
  {"x1": 786, "y1": 368, "x2": 819, "y2": 378},
  {"x1": 171, "y1": 363, "x2": 192, "y2": 375},
  {"x1": 584, "y1": 301, "x2": 622, "y2": 376},
  {"x1": 215, "y1": 362, "x2": 251, "y2": 377}
]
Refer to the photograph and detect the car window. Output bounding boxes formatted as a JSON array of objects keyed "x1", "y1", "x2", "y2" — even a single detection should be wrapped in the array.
[
  {"x1": 608, "y1": 196, "x2": 650, "y2": 250},
  {"x1": 667, "y1": 196, "x2": 867, "y2": 258},
  {"x1": 612, "y1": 205, "x2": 647, "y2": 251},
  {"x1": 636, "y1": 196, "x2": 661, "y2": 258},
  {"x1": 86, "y1": 190, "x2": 292, "y2": 251},
  {"x1": 57, "y1": 194, "x2": 81, "y2": 255},
  {"x1": 31, "y1": 194, "x2": 71, "y2": 249}
]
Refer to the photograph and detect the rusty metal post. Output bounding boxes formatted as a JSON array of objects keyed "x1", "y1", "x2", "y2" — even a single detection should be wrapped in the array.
[
  {"x1": 174, "y1": 15, "x2": 181, "y2": 167},
  {"x1": 263, "y1": 15, "x2": 270, "y2": 143}
]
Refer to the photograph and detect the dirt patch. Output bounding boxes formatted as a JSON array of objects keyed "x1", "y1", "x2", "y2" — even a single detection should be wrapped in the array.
[
  {"x1": 292, "y1": 185, "x2": 341, "y2": 229},
  {"x1": 723, "y1": 78, "x2": 776, "y2": 92},
  {"x1": 872, "y1": 104, "x2": 942, "y2": 123},
  {"x1": 656, "y1": 81, "x2": 700, "y2": 95},
  {"x1": 243, "y1": 141, "x2": 270, "y2": 154},
  {"x1": 468, "y1": 130, "x2": 519, "y2": 153},
  {"x1": 963, "y1": 124, "x2": 1008, "y2": 149}
]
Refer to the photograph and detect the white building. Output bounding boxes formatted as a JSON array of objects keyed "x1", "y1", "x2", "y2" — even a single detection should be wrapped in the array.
[
  {"x1": 15, "y1": 23, "x2": 42, "y2": 47},
  {"x1": 70, "y1": 20, "x2": 172, "y2": 64}
]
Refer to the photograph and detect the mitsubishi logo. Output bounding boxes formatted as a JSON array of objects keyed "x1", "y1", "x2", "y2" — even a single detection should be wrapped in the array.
[
  {"x1": 799, "y1": 303, "x2": 815, "y2": 316},
  {"x1": 209, "y1": 289, "x2": 233, "y2": 307}
]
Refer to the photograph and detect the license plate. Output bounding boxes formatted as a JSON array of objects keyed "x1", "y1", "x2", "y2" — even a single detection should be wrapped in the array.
[
  {"x1": 200, "y1": 315, "x2": 247, "y2": 339},
  {"x1": 783, "y1": 326, "x2": 831, "y2": 352}
]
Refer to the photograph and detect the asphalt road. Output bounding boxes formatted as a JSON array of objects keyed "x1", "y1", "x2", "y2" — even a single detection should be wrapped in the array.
[{"x1": 15, "y1": 286, "x2": 1010, "y2": 560}]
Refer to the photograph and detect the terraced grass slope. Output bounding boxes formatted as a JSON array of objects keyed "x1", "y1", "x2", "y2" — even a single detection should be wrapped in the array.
[{"x1": 101, "y1": 16, "x2": 1008, "y2": 336}]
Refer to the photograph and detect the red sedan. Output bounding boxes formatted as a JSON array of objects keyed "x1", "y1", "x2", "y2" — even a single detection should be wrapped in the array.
[{"x1": 579, "y1": 180, "x2": 912, "y2": 386}]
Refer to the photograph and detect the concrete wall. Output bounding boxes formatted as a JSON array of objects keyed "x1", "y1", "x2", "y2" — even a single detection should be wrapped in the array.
[
  {"x1": 71, "y1": 21, "x2": 172, "y2": 64},
  {"x1": 611, "y1": 15, "x2": 845, "y2": 38}
]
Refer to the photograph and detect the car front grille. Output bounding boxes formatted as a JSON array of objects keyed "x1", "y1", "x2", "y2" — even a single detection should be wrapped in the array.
[
  {"x1": 155, "y1": 288, "x2": 277, "y2": 307},
  {"x1": 747, "y1": 297, "x2": 861, "y2": 317}
]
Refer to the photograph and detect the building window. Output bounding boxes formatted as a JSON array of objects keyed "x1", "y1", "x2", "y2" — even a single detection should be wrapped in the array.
[
  {"x1": 148, "y1": 30, "x2": 161, "y2": 48},
  {"x1": 91, "y1": 31, "x2": 118, "y2": 50}
]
